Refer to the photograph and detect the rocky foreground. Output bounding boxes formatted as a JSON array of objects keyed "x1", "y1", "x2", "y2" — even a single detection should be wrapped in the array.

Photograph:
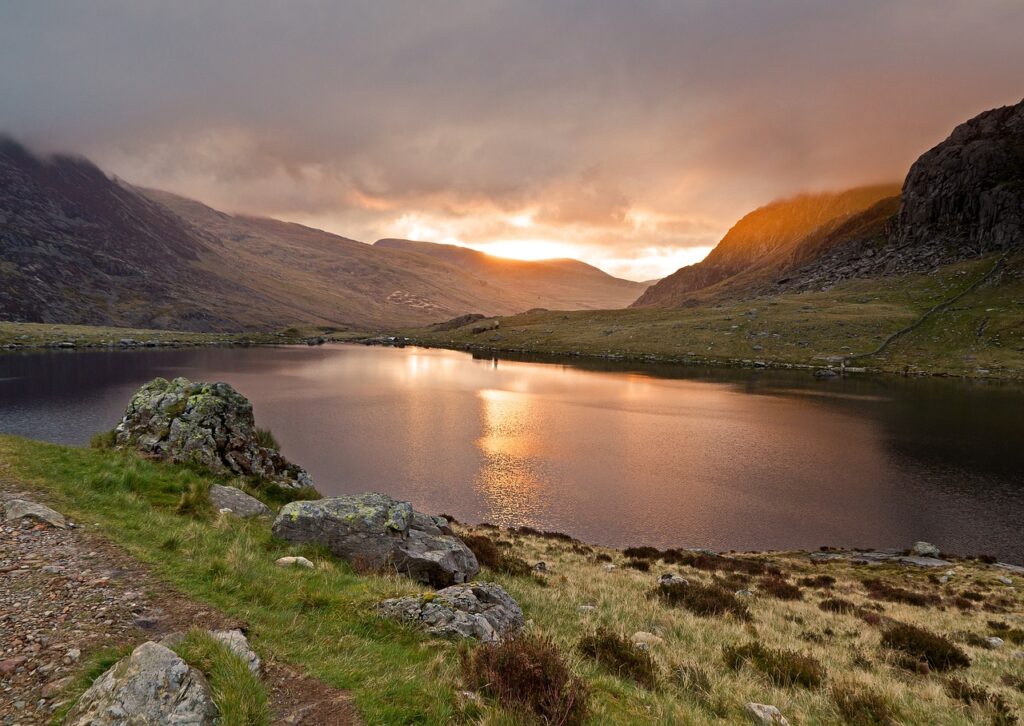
[{"x1": 1, "y1": 378, "x2": 1021, "y2": 724}]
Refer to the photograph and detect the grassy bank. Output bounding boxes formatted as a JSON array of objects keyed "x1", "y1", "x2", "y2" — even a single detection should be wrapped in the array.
[
  {"x1": 397, "y1": 253, "x2": 1024, "y2": 380},
  {"x1": 2, "y1": 435, "x2": 1022, "y2": 724},
  {"x1": 0, "y1": 322, "x2": 363, "y2": 351}
]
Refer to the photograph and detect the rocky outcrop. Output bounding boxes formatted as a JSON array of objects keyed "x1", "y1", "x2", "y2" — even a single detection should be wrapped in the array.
[
  {"x1": 897, "y1": 99, "x2": 1024, "y2": 255},
  {"x1": 64, "y1": 641, "x2": 218, "y2": 725},
  {"x1": 209, "y1": 485, "x2": 271, "y2": 518},
  {"x1": 272, "y1": 493, "x2": 479, "y2": 587},
  {"x1": 114, "y1": 377, "x2": 313, "y2": 490},
  {"x1": 377, "y1": 582, "x2": 524, "y2": 642},
  {"x1": 1, "y1": 499, "x2": 66, "y2": 528}
]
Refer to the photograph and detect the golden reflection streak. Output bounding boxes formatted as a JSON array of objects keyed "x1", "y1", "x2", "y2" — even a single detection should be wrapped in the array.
[{"x1": 473, "y1": 388, "x2": 545, "y2": 526}]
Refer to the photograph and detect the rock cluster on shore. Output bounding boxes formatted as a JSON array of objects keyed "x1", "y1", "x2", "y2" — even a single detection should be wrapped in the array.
[{"x1": 113, "y1": 377, "x2": 313, "y2": 490}]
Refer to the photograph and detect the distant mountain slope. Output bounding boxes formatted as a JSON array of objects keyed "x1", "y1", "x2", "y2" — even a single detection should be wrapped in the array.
[
  {"x1": 633, "y1": 184, "x2": 900, "y2": 307},
  {"x1": 374, "y1": 238, "x2": 648, "y2": 310},
  {"x1": 0, "y1": 139, "x2": 647, "y2": 331}
]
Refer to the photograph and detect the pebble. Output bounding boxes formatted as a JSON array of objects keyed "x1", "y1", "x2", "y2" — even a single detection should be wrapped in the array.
[{"x1": 275, "y1": 556, "x2": 314, "y2": 569}]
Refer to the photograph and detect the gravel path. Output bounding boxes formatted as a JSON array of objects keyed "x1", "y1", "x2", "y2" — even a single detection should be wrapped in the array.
[{"x1": 0, "y1": 482, "x2": 360, "y2": 725}]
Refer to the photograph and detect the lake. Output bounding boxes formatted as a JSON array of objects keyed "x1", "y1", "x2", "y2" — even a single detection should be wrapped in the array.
[{"x1": 1, "y1": 343, "x2": 1022, "y2": 561}]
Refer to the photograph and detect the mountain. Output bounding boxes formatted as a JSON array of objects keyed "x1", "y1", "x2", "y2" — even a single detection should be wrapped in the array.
[
  {"x1": 635, "y1": 97, "x2": 1024, "y2": 307},
  {"x1": 374, "y1": 238, "x2": 648, "y2": 310},
  {"x1": 0, "y1": 139, "x2": 647, "y2": 331},
  {"x1": 632, "y1": 184, "x2": 900, "y2": 307}
]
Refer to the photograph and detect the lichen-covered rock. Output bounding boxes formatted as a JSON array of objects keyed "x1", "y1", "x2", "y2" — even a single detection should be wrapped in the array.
[
  {"x1": 64, "y1": 641, "x2": 218, "y2": 725},
  {"x1": 209, "y1": 484, "x2": 271, "y2": 518},
  {"x1": 377, "y1": 581, "x2": 524, "y2": 642},
  {"x1": 912, "y1": 541, "x2": 941, "y2": 558},
  {"x1": 114, "y1": 377, "x2": 313, "y2": 490},
  {"x1": 1, "y1": 498, "x2": 66, "y2": 528},
  {"x1": 745, "y1": 703, "x2": 791, "y2": 725},
  {"x1": 272, "y1": 493, "x2": 479, "y2": 587}
]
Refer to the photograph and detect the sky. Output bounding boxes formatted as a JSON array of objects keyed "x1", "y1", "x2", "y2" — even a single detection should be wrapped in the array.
[{"x1": 1, "y1": 2, "x2": 1022, "y2": 281}]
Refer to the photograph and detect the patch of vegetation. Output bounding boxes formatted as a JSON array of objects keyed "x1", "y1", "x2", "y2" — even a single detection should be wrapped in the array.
[
  {"x1": 175, "y1": 480, "x2": 213, "y2": 517},
  {"x1": 253, "y1": 427, "x2": 279, "y2": 450},
  {"x1": 578, "y1": 628, "x2": 658, "y2": 689},
  {"x1": 460, "y1": 533, "x2": 533, "y2": 577},
  {"x1": 989, "y1": 620, "x2": 1024, "y2": 645},
  {"x1": 819, "y1": 597, "x2": 858, "y2": 615},
  {"x1": 880, "y1": 623, "x2": 970, "y2": 671},
  {"x1": 830, "y1": 682, "x2": 897, "y2": 725},
  {"x1": 944, "y1": 677, "x2": 1018, "y2": 726},
  {"x1": 624, "y1": 558, "x2": 650, "y2": 572},
  {"x1": 654, "y1": 581, "x2": 751, "y2": 620},
  {"x1": 862, "y1": 578, "x2": 940, "y2": 607},
  {"x1": 89, "y1": 429, "x2": 117, "y2": 449},
  {"x1": 722, "y1": 641, "x2": 826, "y2": 688},
  {"x1": 759, "y1": 576, "x2": 802, "y2": 600},
  {"x1": 170, "y1": 629, "x2": 271, "y2": 726},
  {"x1": 798, "y1": 574, "x2": 836, "y2": 589},
  {"x1": 461, "y1": 634, "x2": 590, "y2": 726}
]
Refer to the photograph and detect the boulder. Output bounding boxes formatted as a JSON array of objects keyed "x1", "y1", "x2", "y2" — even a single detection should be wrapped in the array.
[
  {"x1": 209, "y1": 485, "x2": 271, "y2": 518},
  {"x1": 114, "y1": 377, "x2": 313, "y2": 490},
  {"x1": 745, "y1": 703, "x2": 791, "y2": 725},
  {"x1": 1, "y1": 498, "x2": 66, "y2": 528},
  {"x1": 272, "y1": 493, "x2": 479, "y2": 587},
  {"x1": 377, "y1": 581, "x2": 524, "y2": 642},
  {"x1": 912, "y1": 542, "x2": 941, "y2": 558},
  {"x1": 64, "y1": 641, "x2": 218, "y2": 725}
]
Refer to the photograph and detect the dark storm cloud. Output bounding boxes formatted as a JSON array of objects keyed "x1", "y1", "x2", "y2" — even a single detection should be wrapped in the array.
[{"x1": 1, "y1": 1, "x2": 1022, "y2": 278}]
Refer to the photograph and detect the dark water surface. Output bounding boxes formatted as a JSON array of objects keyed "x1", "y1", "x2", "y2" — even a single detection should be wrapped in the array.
[{"x1": 1, "y1": 344, "x2": 1022, "y2": 561}]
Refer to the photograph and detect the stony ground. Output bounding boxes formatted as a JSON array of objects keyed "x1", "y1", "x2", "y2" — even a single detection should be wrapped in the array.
[{"x1": 0, "y1": 483, "x2": 360, "y2": 725}]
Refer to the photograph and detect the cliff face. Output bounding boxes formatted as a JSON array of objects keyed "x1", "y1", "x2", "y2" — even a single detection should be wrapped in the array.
[
  {"x1": 896, "y1": 99, "x2": 1024, "y2": 254},
  {"x1": 632, "y1": 185, "x2": 899, "y2": 306}
]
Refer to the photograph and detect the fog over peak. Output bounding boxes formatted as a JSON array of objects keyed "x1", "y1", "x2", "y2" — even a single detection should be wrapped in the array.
[{"x1": 2, "y1": 1, "x2": 1021, "y2": 280}]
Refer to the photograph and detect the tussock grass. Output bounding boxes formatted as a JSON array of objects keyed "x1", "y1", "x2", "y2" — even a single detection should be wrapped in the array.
[
  {"x1": 578, "y1": 628, "x2": 658, "y2": 689},
  {"x1": 880, "y1": 623, "x2": 970, "y2": 671},
  {"x1": 461, "y1": 634, "x2": 589, "y2": 725},
  {"x1": 722, "y1": 641, "x2": 826, "y2": 688},
  {"x1": 3, "y1": 435, "x2": 1022, "y2": 724},
  {"x1": 460, "y1": 533, "x2": 533, "y2": 577},
  {"x1": 654, "y1": 580, "x2": 752, "y2": 620},
  {"x1": 253, "y1": 427, "x2": 279, "y2": 450}
]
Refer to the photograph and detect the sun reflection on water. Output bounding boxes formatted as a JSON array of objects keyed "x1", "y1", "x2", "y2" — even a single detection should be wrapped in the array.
[{"x1": 473, "y1": 388, "x2": 548, "y2": 526}]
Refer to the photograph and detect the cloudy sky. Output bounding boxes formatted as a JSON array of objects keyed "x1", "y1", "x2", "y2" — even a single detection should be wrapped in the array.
[{"x1": 2, "y1": 1, "x2": 1022, "y2": 280}]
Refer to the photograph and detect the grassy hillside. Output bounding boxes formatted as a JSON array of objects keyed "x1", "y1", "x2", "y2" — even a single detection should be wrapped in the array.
[
  {"x1": 400, "y1": 252, "x2": 1024, "y2": 379},
  {"x1": 1, "y1": 436, "x2": 1021, "y2": 724}
]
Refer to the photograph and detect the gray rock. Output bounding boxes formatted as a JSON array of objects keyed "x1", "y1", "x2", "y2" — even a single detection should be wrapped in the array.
[
  {"x1": 912, "y1": 541, "x2": 941, "y2": 558},
  {"x1": 658, "y1": 573, "x2": 688, "y2": 587},
  {"x1": 745, "y1": 703, "x2": 790, "y2": 725},
  {"x1": 896, "y1": 555, "x2": 952, "y2": 568},
  {"x1": 997, "y1": 576, "x2": 1013, "y2": 586},
  {"x1": 377, "y1": 581, "x2": 524, "y2": 642},
  {"x1": 113, "y1": 377, "x2": 313, "y2": 489},
  {"x1": 1, "y1": 499, "x2": 66, "y2": 528},
  {"x1": 272, "y1": 493, "x2": 479, "y2": 587},
  {"x1": 64, "y1": 641, "x2": 218, "y2": 725},
  {"x1": 210, "y1": 629, "x2": 260, "y2": 674},
  {"x1": 997, "y1": 562, "x2": 1024, "y2": 575},
  {"x1": 209, "y1": 485, "x2": 271, "y2": 518},
  {"x1": 275, "y1": 556, "x2": 314, "y2": 569},
  {"x1": 984, "y1": 636, "x2": 1004, "y2": 650}
]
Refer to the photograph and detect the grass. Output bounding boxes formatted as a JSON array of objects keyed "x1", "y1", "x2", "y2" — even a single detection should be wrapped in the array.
[
  {"x1": 654, "y1": 580, "x2": 753, "y2": 620},
  {"x1": 880, "y1": 623, "x2": 971, "y2": 672},
  {"x1": 170, "y1": 630, "x2": 271, "y2": 726},
  {"x1": 722, "y1": 641, "x2": 826, "y2": 689},
  {"x1": 397, "y1": 252, "x2": 1024, "y2": 379},
  {"x1": 2, "y1": 434, "x2": 1022, "y2": 724},
  {"x1": 578, "y1": 628, "x2": 658, "y2": 689},
  {"x1": 253, "y1": 427, "x2": 279, "y2": 451}
]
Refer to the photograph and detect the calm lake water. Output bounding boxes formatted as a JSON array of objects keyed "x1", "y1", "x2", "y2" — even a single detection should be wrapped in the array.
[{"x1": 1, "y1": 344, "x2": 1022, "y2": 561}]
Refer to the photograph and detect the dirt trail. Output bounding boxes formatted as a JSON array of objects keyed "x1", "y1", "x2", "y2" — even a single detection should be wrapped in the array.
[{"x1": 0, "y1": 480, "x2": 361, "y2": 725}]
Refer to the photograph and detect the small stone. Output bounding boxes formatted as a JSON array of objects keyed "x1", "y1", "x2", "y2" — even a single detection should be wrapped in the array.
[
  {"x1": 275, "y1": 556, "x2": 314, "y2": 569},
  {"x1": 602, "y1": 564, "x2": 617, "y2": 572},
  {"x1": 736, "y1": 589, "x2": 754, "y2": 597},
  {"x1": 209, "y1": 630, "x2": 261, "y2": 674},
  {"x1": 984, "y1": 637, "x2": 1004, "y2": 650},
  {"x1": 577, "y1": 604, "x2": 597, "y2": 613},
  {"x1": 997, "y1": 576, "x2": 1013, "y2": 586},
  {"x1": 745, "y1": 702, "x2": 791, "y2": 725},
  {"x1": 63, "y1": 648, "x2": 81, "y2": 664},
  {"x1": 658, "y1": 573, "x2": 688, "y2": 587},
  {"x1": 533, "y1": 561, "x2": 547, "y2": 572},
  {"x1": 630, "y1": 631, "x2": 663, "y2": 647},
  {"x1": 0, "y1": 656, "x2": 28, "y2": 676}
]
